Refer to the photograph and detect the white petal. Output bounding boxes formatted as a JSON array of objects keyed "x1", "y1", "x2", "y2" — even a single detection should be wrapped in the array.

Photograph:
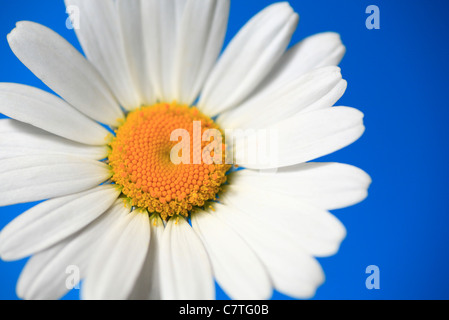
[
  {"x1": 257, "y1": 32, "x2": 346, "y2": 92},
  {"x1": 65, "y1": 0, "x2": 141, "y2": 110},
  {"x1": 0, "y1": 83, "x2": 111, "y2": 145},
  {"x1": 220, "y1": 185, "x2": 346, "y2": 257},
  {"x1": 16, "y1": 200, "x2": 125, "y2": 300},
  {"x1": 7, "y1": 21, "x2": 124, "y2": 126},
  {"x1": 0, "y1": 119, "x2": 107, "y2": 160},
  {"x1": 82, "y1": 209, "x2": 150, "y2": 300},
  {"x1": 232, "y1": 163, "x2": 372, "y2": 210},
  {"x1": 141, "y1": 0, "x2": 188, "y2": 102},
  {"x1": 217, "y1": 66, "x2": 345, "y2": 129},
  {"x1": 128, "y1": 214, "x2": 164, "y2": 300},
  {"x1": 160, "y1": 217, "x2": 214, "y2": 300},
  {"x1": 0, "y1": 155, "x2": 112, "y2": 207},
  {"x1": 198, "y1": 3, "x2": 298, "y2": 117},
  {"x1": 212, "y1": 203, "x2": 325, "y2": 299},
  {"x1": 299, "y1": 78, "x2": 348, "y2": 113},
  {"x1": 0, "y1": 184, "x2": 120, "y2": 261},
  {"x1": 16, "y1": 240, "x2": 68, "y2": 300},
  {"x1": 173, "y1": 0, "x2": 230, "y2": 105},
  {"x1": 234, "y1": 107, "x2": 365, "y2": 169},
  {"x1": 117, "y1": 0, "x2": 153, "y2": 106},
  {"x1": 192, "y1": 210, "x2": 272, "y2": 300}
]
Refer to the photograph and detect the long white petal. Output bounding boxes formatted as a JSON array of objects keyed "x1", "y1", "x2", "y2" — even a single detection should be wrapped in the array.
[
  {"x1": 198, "y1": 3, "x2": 298, "y2": 117},
  {"x1": 234, "y1": 107, "x2": 365, "y2": 169},
  {"x1": 160, "y1": 216, "x2": 214, "y2": 300},
  {"x1": 256, "y1": 32, "x2": 346, "y2": 93},
  {"x1": 192, "y1": 210, "x2": 272, "y2": 300},
  {"x1": 232, "y1": 163, "x2": 372, "y2": 210},
  {"x1": 65, "y1": 0, "x2": 141, "y2": 110},
  {"x1": 212, "y1": 203, "x2": 325, "y2": 299},
  {"x1": 128, "y1": 214, "x2": 164, "y2": 300},
  {"x1": 141, "y1": 0, "x2": 188, "y2": 102},
  {"x1": 173, "y1": 0, "x2": 230, "y2": 105},
  {"x1": 16, "y1": 240, "x2": 67, "y2": 300},
  {"x1": 218, "y1": 66, "x2": 345, "y2": 129},
  {"x1": 16, "y1": 200, "x2": 125, "y2": 300},
  {"x1": 82, "y1": 209, "x2": 150, "y2": 300},
  {"x1": 0, "y1": 184, "x2": 120, "y2": 261},
  {"x1": 0, "y1": 83, "x2": 111, "y2": 145},
  {"x1": 220, "y1": 186, "x2": 346, "y2": 257},
  {"x1": 117, "y1": 0, "x2": 153, "y2": 106},
  {"x1": 0, "y1": 155, "x2": 112, "y2": 207},
  {"x1": 7, "y1": 21, "x2": 124, "y2": 126},
  {"x1": 0, "y1": 119, "x2": 107, "y2": 160}
]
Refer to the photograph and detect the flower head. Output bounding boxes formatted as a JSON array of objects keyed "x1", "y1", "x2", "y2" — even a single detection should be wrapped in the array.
[{"x1": 0, "y1": 0, "x2": 370, "y2": 300}]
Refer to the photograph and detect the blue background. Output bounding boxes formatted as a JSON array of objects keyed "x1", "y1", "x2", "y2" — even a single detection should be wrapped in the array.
[{"x1": 0, "y1": 0, "x2": 448, "y2": 300}]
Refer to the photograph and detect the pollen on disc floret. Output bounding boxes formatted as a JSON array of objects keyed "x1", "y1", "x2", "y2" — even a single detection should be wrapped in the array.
[{"x1": 108, "y1": 102, "x2": 231, "y2": 220}]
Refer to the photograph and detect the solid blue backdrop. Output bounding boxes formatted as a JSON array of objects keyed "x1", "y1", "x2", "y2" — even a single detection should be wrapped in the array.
[{"x1": 0, "y1": 0, "x2": 448, "y2": 300}]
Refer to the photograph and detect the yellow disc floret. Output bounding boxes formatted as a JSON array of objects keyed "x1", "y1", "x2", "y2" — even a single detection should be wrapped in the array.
[{"x1": 108, "y1": 102, "x2": 231, "y2": 220}]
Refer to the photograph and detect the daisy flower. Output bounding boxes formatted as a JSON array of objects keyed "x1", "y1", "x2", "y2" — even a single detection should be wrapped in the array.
[{"x1": 0, "y1": 0, "x2": 371, "y2": 300}]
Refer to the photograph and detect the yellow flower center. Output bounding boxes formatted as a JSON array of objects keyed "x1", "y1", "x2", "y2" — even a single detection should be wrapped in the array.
[{"x1": 108, "y1": 102, "x2": 231, "y2": 220}]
